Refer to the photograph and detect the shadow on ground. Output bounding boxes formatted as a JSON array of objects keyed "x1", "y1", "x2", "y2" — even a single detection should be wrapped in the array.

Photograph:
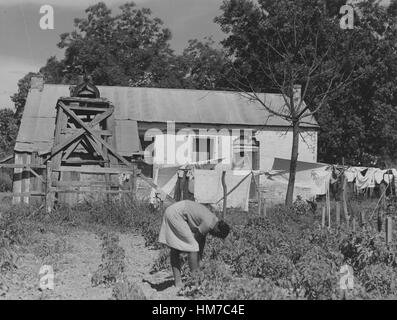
[{"x1": 142, "y1": 279, "x2": 174, "y2": 292}]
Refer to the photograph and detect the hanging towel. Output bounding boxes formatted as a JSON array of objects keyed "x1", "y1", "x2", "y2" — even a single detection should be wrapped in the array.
[
  {"x1": 374, "y1": 169, "x2": 387, "y2": 185},
  {"x1": 215, "y1": 171, "x2": 252, "y2": 212},
  {"x1": 194, "y1": 169, "x2": 252, "y2": 211},
  {"x1": 311, "y1": 167, "x2": 332, "y2": 195},
  {"x1": 194, "y1": 169, "x2": 222, "y2": 204},
  {"x1": 355, "y1": 168, "x2": 376, "y2": 190},
  {"x1": 344, "y1": 167, "x2": 357, "y2": 183}
]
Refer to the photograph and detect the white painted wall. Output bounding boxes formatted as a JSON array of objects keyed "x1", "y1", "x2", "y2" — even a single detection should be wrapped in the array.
[
  {"x1": 149, "y1": 127, "x2": 318, "y2": 172},
  {"x1": 255, "y1": 128, "x2": 318, "y2": 172}
]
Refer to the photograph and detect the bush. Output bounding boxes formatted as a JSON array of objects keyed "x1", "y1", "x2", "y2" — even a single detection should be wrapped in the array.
[
  {"x1": 0, "y1": 171, "x2": 12, "y2": 192},
  {"x1": 340, "y1": 229, "x2": 397, "y2": 272},
  {"x1": 360, "y1": 263, "x2": 397, "y2": 297},
  {"x1": 0, "y1": 205, "x2": 35, "y2": 272},
  {"x1": 295, "y1": 246, "x2": 340, "y2": 299},
  {"x1": 162, "y1": 202, "x2": 397, "y2": 300}
]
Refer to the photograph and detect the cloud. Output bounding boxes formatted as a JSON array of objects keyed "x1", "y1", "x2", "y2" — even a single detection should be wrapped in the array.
[
  {"x1": 0, "y1": 0, "x2": 149, "y2": 8},
  {"x1": 0, "y1": 56, "x2": 40, "y2": 110}
]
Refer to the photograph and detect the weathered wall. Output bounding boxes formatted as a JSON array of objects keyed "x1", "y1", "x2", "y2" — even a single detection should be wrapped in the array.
[
  {"x1": 149, "y1": 127, "x2": 318, "y2": 172},
  {"x1": 255, "y1": 128, "x2": 318, "y2": 172}
]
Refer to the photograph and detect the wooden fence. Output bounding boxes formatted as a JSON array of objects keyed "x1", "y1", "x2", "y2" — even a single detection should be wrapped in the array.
[{"x1": 0, "y1": 160, "x2": 139, "y2": 214}]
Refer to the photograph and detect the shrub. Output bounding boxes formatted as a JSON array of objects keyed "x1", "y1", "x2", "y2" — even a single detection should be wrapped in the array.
[
  {"x1": 293, "y1": 196, "x2": 312, "y2": 216},
  {"x1": 295, "y1": 246, "x2": 340, "y2": 300},
  {"x1": 360, "y1": 264, "x2": 397, "y2": 297},
  {"x1": 0, "y1": 205, "x2": 34, "y2": 271},
  {"x1": 0, "y1": 170, "x2": 13, "y2": 192},
  {"x1": 340, "y1": 229, "x2": 397, "y2": 272}
]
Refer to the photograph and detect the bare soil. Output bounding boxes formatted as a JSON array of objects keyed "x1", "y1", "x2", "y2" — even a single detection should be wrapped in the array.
[{"x1": 1, "y1": 229, "x2": 183, "y2": 300}]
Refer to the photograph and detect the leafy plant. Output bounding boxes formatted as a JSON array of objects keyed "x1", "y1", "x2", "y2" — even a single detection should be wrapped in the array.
[
  {"x1": 91, "y1": 232, "x2": 126, "y2": 287},
  {"x1": 111, "y1": 279, "x2": 146, "y2": 300}
]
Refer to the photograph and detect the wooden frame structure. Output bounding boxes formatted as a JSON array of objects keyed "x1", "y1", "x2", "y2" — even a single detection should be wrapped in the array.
[{"x1": 2, "y1": 80, "x2": 174, "y2": 212}]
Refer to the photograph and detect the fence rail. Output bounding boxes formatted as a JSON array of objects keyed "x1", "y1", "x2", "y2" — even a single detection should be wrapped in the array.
[{"x1": 1, "y1": 160, "x2": 139, "y2": 213}]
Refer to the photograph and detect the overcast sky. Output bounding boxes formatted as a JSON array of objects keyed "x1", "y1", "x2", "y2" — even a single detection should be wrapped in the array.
[
  {"x1": 0, "y1": 0, "x2": 392, "y2": 110},
  {"x1": 0, "y1": 0, "x2": 225, "y2": 110}
]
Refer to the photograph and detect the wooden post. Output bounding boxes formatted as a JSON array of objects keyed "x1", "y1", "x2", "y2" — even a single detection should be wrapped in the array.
[
  {"x1": 380, "y1": 182, "x2": 387, "y2": 209},
  {"x1": 131, "y1": 165, "x2": 137, "y2": 200},
  {"x1": 342, "y1": 178, "x2": 349, "y2": 227},
  {"x1": 352, "y1": 217, "x2": 356, "y2": 232},
  {"x1": 386, "y1": 217, "x2": 393, "y2": 245},
  {"x1": 182, "y1": 170, "x2": 190, "y2": 200},
  {"x1": 328, "y1": 202, "x2": 331, "y2": 229},
  {"x1": 30, "y1": 151, "x2": 41, "y2": 205},
  {"x1": 368, "y1": 187, "x2": 373, "y2": 199},
  {"x1": 322, "y1": 207, "x2": 326, "y2": 228},
  {"x1": 221, "y1": 171, "x2": 227, "y2": 219},
  {"x1": 377, "y1": 210, "x2": 383, "y2": 232},
  {"x1": 174, "y1": 172, "x2": 181, "y2": 201},
  {"x1": 341, "y1": 158, "x2": 349, "y2": 227},
  {"x1": 336, "y1": 202, "x2": 341, "y2": 226},
  {"x1": 262, "y1": 194, "x2": 267, "y2": 218},
  {"x1": 45, "y1": 161, "x2": 53, "y2": 214},
  {"x1": 360, "y1": 211, "x2": 365, "y2": 227},
  {"x1": 258, "y1": 189, "x2": 262, "y2": 216}
]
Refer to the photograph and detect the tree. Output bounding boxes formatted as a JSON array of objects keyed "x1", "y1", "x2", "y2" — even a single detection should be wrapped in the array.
[
  {"x1": 178, "y1": 37, "x2": 231, "y2": 90},
  {"x1": 14, "y1": 1, "x2": 184, "y2": 116},
  {"x1": 11, "y1": 72, "x2": 41, "y2": 120},
  {"x1": 316, "y1": 0, "x2": 397, "y2": 167},
  {"x1": 0, "y1": 108, "x2": 17, "y2": 192},
  {"x1": 54, "y1": 2, "x2": 175, "y2": 87},
  {"x1": 0, "y1": 108, "x2": 18, "y2": 158},
  {"x1": 40, "y1": 56, "x2": 65, "y2": 84},
  {"x1": 215, "y1": 0, "x2": 358, "y2": 205}
]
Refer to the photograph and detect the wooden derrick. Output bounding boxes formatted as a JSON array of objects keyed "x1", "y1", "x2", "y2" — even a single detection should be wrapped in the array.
[
  {"x1": 40, "y1": 81, "x2": 173, "y2": 210},
  {"x1": 4, "y1": 81, "x2": 171, "y2": 207}
]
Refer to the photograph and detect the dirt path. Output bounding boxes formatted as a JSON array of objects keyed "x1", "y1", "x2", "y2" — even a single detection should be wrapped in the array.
[
  {"x1": 1, "y1": 230, "x2": 184, "y2": 300},
  {"x1": 119, "y1": 234, "x2": 185, "y2": 300}
]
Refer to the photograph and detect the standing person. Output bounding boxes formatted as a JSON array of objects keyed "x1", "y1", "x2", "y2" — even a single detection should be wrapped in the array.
[{"x1": 159, "y1": 200, "x2": 230, "y2": 288}]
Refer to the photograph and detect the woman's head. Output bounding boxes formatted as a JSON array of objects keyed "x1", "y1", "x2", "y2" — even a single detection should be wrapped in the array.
[{"x1": 209, "y1": 220, "x2": 230, "y2": 239}]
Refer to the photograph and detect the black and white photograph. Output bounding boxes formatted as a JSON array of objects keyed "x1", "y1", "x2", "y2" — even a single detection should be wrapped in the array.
[{"x1": 0, "y1": 0, "x2": 397, "y2": 304}]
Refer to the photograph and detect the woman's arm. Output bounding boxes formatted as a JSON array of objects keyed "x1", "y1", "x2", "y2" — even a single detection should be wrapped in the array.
[{"x1": 193, "y1": 229, "x2": 206, "y2": 261}]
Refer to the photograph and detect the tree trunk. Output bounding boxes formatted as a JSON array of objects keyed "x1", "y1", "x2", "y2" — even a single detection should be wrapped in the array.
[{"x1": 285, "y1": 120, "x2": 299, "y2": 206}]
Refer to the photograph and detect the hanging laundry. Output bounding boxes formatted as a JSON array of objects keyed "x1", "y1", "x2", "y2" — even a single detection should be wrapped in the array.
[
  {"x1": 374, "y1": 169, "x2": 388, "y2": 185},
  {"x1": 194, "y1": 169, "x2": 222, "y2": 204},
  {"x1": 344, "y1": 167, "x2": 358, "y2": 183},
  {"x1": 311, "y1": 167, "x2": 332, "y2": 195},
  {"x1": 383, "y1": 173, "x2": 394, "y2": 185},
  {"x1": 216, "y1": 171, "x2": 252, "y2": 212},
  {"x1": 355, "y1": 168, "x2": 376, "y2": 190},
  {"x1": 187, "y1": 169, "x2": 195, "y2": 194},
  {"x1": 194, "y1": 169, "x2": 252, "y2": 211}
]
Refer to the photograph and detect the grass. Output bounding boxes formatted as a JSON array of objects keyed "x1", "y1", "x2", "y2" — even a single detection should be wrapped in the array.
[
  {"x1": 1, "y1": 194, "x2": 396, "y2": 300},
  {"x1": 0, "y1": 195, "x2": 160, "y2": 299}
]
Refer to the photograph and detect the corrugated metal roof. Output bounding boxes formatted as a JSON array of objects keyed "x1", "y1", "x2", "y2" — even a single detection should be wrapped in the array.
[{"x1": 15, "y1": 84, "x2": 318, "y2": 154}]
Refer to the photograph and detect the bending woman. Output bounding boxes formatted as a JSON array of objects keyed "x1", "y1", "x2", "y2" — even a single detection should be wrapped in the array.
[{"x1": 159, "y1": 200, "x2": 230, "y2": 288}]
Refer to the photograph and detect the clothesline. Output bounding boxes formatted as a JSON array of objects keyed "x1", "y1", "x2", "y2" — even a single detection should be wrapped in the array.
[{"x1": 331, "y1": 166, "x2": 397, "y2": 191}]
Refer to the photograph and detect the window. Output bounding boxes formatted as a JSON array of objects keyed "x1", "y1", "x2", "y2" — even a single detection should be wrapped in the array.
[
  {"x1": 192, "y1": 136, "x2": 217, "y2": 162},
  {"x1": 232, "y1": 136, "x2": 260, "y2": 170}
]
